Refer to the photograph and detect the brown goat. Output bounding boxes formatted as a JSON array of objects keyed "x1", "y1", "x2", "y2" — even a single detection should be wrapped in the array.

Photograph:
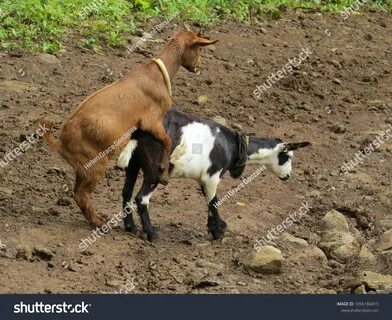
[{"x1": 39, "y1": 30, "x2": 218, "y2": 228}]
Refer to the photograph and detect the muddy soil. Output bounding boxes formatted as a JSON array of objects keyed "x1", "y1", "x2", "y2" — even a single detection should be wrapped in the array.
[{"x1": 0, "y1": 11, "x2": 391, "y2": 293}]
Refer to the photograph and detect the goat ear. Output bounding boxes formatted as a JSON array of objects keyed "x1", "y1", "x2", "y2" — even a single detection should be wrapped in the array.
[
  {"x1": 285, "y1": 141, "x2": 311, "y2": 151},
  {"x1": 193, "y1": 37, "x2": 219, "y2": 46}
]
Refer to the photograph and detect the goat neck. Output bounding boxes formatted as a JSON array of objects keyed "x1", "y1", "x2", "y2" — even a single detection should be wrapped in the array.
[{"x1": 155, "y1": 37, "x2": 182, "y2": 81}]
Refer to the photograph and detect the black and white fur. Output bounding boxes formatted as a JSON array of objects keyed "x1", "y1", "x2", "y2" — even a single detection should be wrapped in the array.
[{"x1": 117, "y1": 108, "x2": 310, "y2": 241}]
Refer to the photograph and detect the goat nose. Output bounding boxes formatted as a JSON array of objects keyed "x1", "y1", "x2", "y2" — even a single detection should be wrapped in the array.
[{"x1": 279, "y1": 175, "x2": 290, "y2": 181}]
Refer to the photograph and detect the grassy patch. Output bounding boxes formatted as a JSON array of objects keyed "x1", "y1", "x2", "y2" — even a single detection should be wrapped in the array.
[{"x1": 0, "y1": 0, "x2": 391, "y2": 53}]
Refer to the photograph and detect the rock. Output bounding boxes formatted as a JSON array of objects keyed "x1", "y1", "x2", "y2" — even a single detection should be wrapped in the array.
[
  {"x1": 281, "y1": 232, "x2": 308, "y2": 249},
  {"x1": 330, "y1": 124, "x2": 346, "y2": 134},
  {"x1": 0, "y1": 80, "x2": 39, "y2": 92},
  {"x1": 330, "y1": 60, "x2": 342, "y2": 69},
  {"x1": 37, "y1": 53, "x2": 60, "y2": 65},
  {"x1": 376, "y1": 230, "x2": 392, "y2": 252},
  {"x1": 231, "y1": 122, "x2": 243, "y2": 131},
  {"x1": 241, "y1": 246, "x2": 283, "y2": 274},
  {"x1": 287, "y1": 245, "x2": 328, "y2": 264},
  {"x1": 197, "y1": 95, "x2": 208, "y2": 105},
  {"x1": 359, "y1": 245, "x2": 376, "y2": 262},
  {"x1": 318, "y1": 229, "x2": 360, "y2": 263},
  {"x1": 375, "y1": 219, "x2": 392, "y2": 231},
  {"x1": 16, "y1": 246, "x2": 32, "y2": 260},
  {"x1": 316, "y1": 288, "x2": 337, "y2": 294},
  {"x1": 259, "y1": 27, "x2": 267, "y2": 34},
  {"x1": 351, "y1": 271, "x2": 392, "y2": 292},
  {"x1": 332, "y1": 78, "x2": 342, "y2": 85},
  {"x1": 130, "y1": 36, "x2": 148, "y2": 49},
  {"x1": 321, "y1": 210, "x2": 349, "y2": 231},
  {"x1": 354, "y1": 285, "x2": 367, "y2": 294},
  {"x1": 212, "y1": 115, "x2": 228, "y2": 127},
  {"x1": 32, "y1": 246, "x2": 55, "y2": 260}
]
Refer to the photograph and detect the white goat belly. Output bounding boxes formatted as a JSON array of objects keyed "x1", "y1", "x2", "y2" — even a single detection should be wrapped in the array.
[{"x1": 170, "y1": 122, "x2": 215, "y2": 180}]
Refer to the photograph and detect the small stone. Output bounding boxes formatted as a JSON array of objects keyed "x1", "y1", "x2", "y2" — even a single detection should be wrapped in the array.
[
  {"x1": 321, "y1": 210, "x2": 349, "y2": 231},
  {"x1": 330, "y1": 60, "x2": 342, "y2": 69},
  {"x1": 259, "y1": 27, "x2": 267, "y2": 34},
  {"x1": 197, "y1": 95, "x2": 208, "y2": 105},
  {"x1": 351, "y1": 271, "x2": 392, "y2": 292},
  {"x1": 241, "y1": 246, "x2": 283, "y2": 274},
  {"x1": 359, "y1": 245, "x2": 376, "y2": 262},
  {"x1": 330, "y1": 124, "x2": 346, "y2": 134},
  {"x1": 375, "y1": 219, "x2": 392, "y2": 231},
  {"x1": 16, "y1": 246, "x2": 32, "y2": 260},
  {"x1": 376, "y1": 230, "x2": 392, "y2": 252},
  {"x1": 316, "y1": 288, "x2": 337, "y2": 294},
  {"x1": 37, "y1": 53, "x2": 61, "y2": 65},
  {"x1": 212, "y1": 115, "x2": 228, "y2": 127},
  {"x1": 287, "y1": 245, "x2": 327, "y2": 264},
  {"x1": 33, "y1": 246, "x2": 55, "y2": 260},
  {"x1": 281, "y1": 232, "x2": 308, "y2": 248},
  {"x1": 332, "y1": 78, "x2": 342, "y2": 85},
  {"x1": 354, "y1": 285, "x2": 367, "y2": 294},
  {"x1": 318, "y1": 229, "x2": 360, "y2": 263}
]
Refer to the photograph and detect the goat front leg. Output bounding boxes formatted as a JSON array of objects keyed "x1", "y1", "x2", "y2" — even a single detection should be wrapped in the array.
[
  {"x1": 143, "y1": 121, "x2": 172, "y2": 185},
  {"x1": 201, "y1": 174, "x2": 226, "y2": 239},
  {"x1": 135, "y1": 177, "x2": 159, "y2": 242}
]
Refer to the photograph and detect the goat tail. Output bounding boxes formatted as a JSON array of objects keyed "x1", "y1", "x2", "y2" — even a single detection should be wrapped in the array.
[{"x1": 38, "y1": 117, "x2": 61, "y2": 153}]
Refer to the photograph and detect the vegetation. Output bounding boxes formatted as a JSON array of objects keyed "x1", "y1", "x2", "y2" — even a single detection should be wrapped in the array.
[{"x1": 0, "y1": 0, "x2": 390, "y2": 53}]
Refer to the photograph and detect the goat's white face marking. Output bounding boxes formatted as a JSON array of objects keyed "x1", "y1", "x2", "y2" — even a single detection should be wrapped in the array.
[
  {"x1": 170, "y1": 122, "x2": 216, "y2": 180},
  {"x1": 248, "y1": 143, "x2": 293, "y2": 180}
]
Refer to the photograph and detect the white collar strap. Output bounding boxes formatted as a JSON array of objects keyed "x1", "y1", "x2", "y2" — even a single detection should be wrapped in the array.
[{"x1": 152, "y1": 58, "x2": 172, "y2": 96}]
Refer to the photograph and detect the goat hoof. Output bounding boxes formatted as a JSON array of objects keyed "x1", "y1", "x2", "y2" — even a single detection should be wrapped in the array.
[
  {"x1": 209, "y1": 220, "x2": 227, "y2": 240},
  {"x1": 89, "y1": 218, "x2": 105, "y2": 229},
  {"x1": 158, "y1": 174, "x2": 169, "y2": 186},
  {"x1": 125, "y1": 225, "x2": 137, "y2": 234},
  {"x1": 147, "y1": 230, "x2": 158, "y2": 242}
]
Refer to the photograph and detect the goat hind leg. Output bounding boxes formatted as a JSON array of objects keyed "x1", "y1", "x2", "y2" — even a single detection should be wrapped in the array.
[{"x1": 74, "y1": 166, "x2": 106, "y2": 228}]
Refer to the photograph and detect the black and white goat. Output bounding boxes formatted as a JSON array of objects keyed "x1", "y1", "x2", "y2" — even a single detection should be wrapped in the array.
[{"x1": 117, "y1": 108, "x2": 310, "y2": 241}]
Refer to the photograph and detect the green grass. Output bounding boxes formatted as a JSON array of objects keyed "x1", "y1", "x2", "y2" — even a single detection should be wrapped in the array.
[{"x1": 0, "y1": 0, "x2": 391, "y2": 53}]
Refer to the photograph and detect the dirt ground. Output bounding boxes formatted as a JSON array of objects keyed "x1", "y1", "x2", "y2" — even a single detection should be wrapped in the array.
[{"x1": 0, "y1": 11, "x2": 391, "y2": 293}]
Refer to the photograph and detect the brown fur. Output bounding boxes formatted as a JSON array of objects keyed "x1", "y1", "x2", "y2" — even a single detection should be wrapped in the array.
[{"x1": 39, "y1": 30, "x2": 218, "y2": 228}]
